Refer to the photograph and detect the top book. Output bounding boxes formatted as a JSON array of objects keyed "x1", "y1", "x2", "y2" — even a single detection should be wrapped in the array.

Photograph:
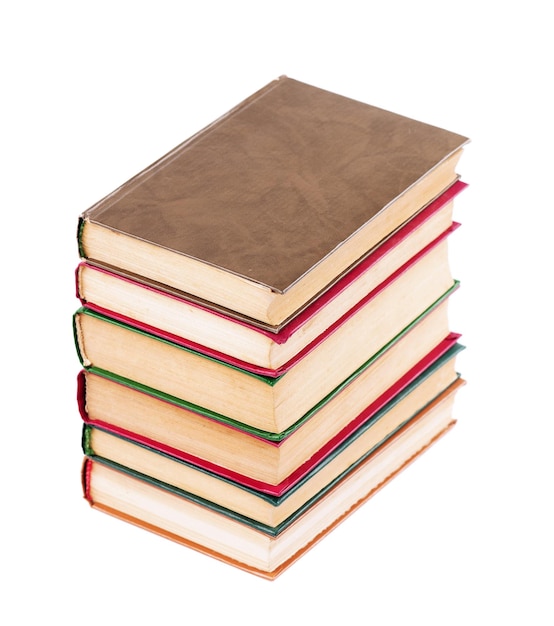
[{"x1": 78, "y1": 76, "x2": 468, "y2": 328}]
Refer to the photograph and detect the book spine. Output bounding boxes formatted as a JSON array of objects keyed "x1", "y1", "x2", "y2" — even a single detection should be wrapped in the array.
[
  {"x1": 76, "y1": 371, "x2": 88, "y2": 420},
  {"x1": 77, "y1": 216, "x2": 86, "y2": 258},
  {"x1": 72, "y1": 311, "x2": 90, "y2": 367},
  {"x1": 81, "y1": 423, "x2": 92, "y2": 456},
  {"x1": 81, "y1": 457, "x2": 93, "y2": 504}
]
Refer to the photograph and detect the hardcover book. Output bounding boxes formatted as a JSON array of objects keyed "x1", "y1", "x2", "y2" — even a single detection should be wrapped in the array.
[
  {"x1": 83, "y1": 379, "x2": 462, "y2": 579},
  {"x1": 78, "y1": 76, "x2": 468, "y2": 327}
]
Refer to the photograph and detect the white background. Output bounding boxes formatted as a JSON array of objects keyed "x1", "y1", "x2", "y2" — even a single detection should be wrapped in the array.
[{"x1": 2, "y1": 1, "x2": 553, "y2": 623}]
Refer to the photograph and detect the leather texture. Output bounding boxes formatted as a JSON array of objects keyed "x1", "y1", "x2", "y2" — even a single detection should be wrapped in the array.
[{"x1": 82, "y1": 77, "x2": 468, "y2": 291}]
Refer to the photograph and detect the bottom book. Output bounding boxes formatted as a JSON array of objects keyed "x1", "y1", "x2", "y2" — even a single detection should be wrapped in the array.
[{"x1": 82, "y1": 379, "x2": 464, "y2": 579}]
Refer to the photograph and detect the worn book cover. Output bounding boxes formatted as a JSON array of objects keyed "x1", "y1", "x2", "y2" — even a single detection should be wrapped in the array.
[{"x1": 78, "y1": 76, "x2": 468, "y2": 326}]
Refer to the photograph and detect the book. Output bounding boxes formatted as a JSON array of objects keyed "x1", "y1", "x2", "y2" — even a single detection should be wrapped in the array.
[
  {"x1": 78, "y1": 76, "x2": 468, "y2": 328},
  {"x1": 82, "y1": 351, "x2": 464, "y2": 528},
  {"x1": 82, "y1": 378, "x2": 463, "y2": 579},
  {"x1": 74, "y1": 233, "x2": 457, "y2": 434},
  {"x1": 77, "y1": 181, "x2": 466, "y2": 374},
  {"x1": 78, "y1": 302, "x2": 460, "y2": 491}
]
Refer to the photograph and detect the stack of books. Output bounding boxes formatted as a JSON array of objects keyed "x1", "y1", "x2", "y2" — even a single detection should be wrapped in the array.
[{"x1": 73, "y1": 76, "x2": 469, "y2": 579}]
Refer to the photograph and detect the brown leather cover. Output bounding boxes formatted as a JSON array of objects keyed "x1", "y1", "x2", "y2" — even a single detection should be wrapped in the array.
[{"x1": 82, "y1": 76, "x2": 468, "y2": 292}]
